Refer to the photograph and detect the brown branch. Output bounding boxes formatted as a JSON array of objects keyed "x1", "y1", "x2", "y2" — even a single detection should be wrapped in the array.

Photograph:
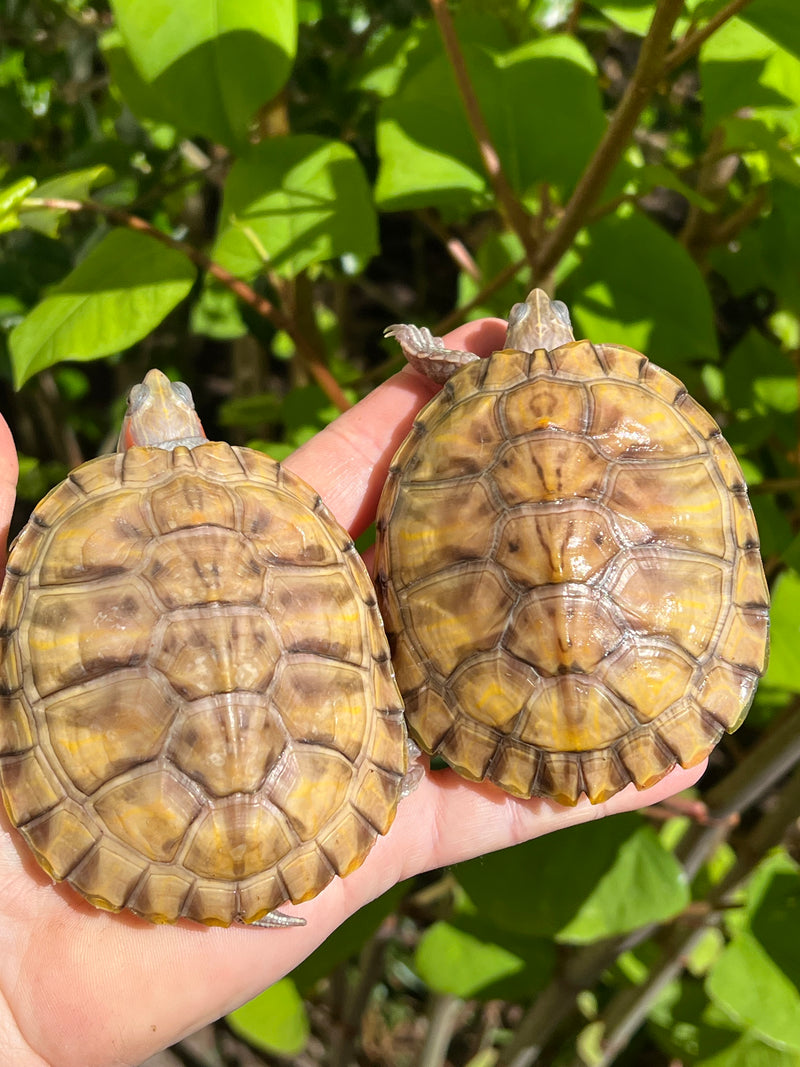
[
  {"x1": 429, "y1": 0, "x2": 538, "y2": 266},
  {"x1": 434, "y1": 254, "x2": 528, "y2": 335},
  {"x1": 22, "y1": 197, "x2": 352, "y2": 412},
  {"x1": 532, "y1": 0, "x2": 686, "y2": 283},
  {"x1": 664, "y1": 0, "x2": 755, "y2": 74},
  {"x1": 418, "y1": 209, "x2": 482, "y2": 281}
]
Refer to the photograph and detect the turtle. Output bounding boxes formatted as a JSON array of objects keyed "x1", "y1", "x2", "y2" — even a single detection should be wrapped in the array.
[
  {"x1": 374, "y1": 289, "x2": 770, "y2": 806},
  {"x1": 0, "y1": 369, "x2": 409, "y2": 926}
]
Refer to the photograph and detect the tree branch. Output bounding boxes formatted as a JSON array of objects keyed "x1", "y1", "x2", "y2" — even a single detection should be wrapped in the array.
[
  {"x1": 663, "y1": 0, "x2": 754, "y2": 74},
  {"x1": 533, "y1": 0, "x2": 686, "y2": 283},
  {"x1": 429, "y1": 0, "x2": 538, "y2": 266}
]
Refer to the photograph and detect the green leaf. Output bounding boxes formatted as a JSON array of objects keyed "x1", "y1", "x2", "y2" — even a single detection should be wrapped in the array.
[
  {"x1": 701, "y1": 17, "x2": 800, "y2": 138},
  {"x1": 595, "y1": 0, "x2": 668, "y2": 35},
  {"x1": 415, "y1": 921, "x2": 526, "y2": 998},
  {"x1": 743, "y1": 0, "x2": 800, "y2": 62},
  {"x1": 227, "y1": 978, "x2": 309, "y2": 1056},
  {"x1": 761, "y1": 569, "x2": 800, "y2": 692},
  {"x1": 750, "y1": 870, "x2": 800, "y2": 990},
  {"x1": 455, "y1": 816, "x2": 688, "y2": 942},
  {"x1": 558, "y1": 825, "x2": 690, "y2": 944},
  {"x1": 721, "y1": 116, "x2": 800, "y2": 186},
  {"x1": 213, "y1": 135, "x2": 378, "y2": 278},
  {"x1": 376, "y1": 35, "x2": 604, "y2": 210},
  {"x1": 0, "y1": 176, "x2": 37, "y2": 233},
  {"x1": 724, "y1": 331, "x2": 798, "y2": 415},
  {"x1": 707, "y1": 931, "x2": 800, "y2": 1051},
  {"x1": 9, "y1": 229, "x2": 196, "y2": 386},
  {"x1": 710, "y1": 182, "x2": 800, "y2": 314},
  {"x1": 563, "y1": 210, "x2": 718, "y2": 370},
  {"x1": 19, "y1": 166, "x2": 113, "y2": 238},
  {"x1": 699, "y1": 1035, "x2": 800, "y2": 1067},
  {"x1": 109, "y1": 0, "x2": 297, "y2": 149}
]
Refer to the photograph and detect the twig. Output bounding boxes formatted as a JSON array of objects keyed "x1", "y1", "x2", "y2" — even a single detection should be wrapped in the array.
[
  {"x1": 434, "y1": 255, "x2": 528, "y2": 335},
  {"x1": 429, "y1": 0, "x2": 538, "y2": 265},
  {"x1": 21, "y1": 196, "x2": 352, "y2": 412},
  {"x1": 533, "y1": 0, "x2": 686, "y2": 282},
  {"x1": 419, "y1": 993, "x2": 467, "y2": 1067},
  {"x1": 418, "y1": 209, "x2": 483, "y2": 281},
  {"x1": 663, "y1": 0, "x2": 755, "y2": 74}
]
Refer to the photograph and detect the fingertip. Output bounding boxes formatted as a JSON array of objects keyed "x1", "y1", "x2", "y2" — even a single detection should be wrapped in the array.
[{"x1": 0, "y1": 413, "x2": 17, "y2": 567}]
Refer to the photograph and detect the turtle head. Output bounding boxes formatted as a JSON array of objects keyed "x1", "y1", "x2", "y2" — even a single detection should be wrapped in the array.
[
  {"x1": 505, "y1": 289, "x2": 575, "y2": 352},
  {"x1": 119, "y1": 369, "x2": 208, "y2": 451}
]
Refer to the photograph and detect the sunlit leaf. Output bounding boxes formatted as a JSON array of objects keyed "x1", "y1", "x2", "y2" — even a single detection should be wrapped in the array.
[
  {"x1": 701, "y1": 17, "x2": 800, "y2": 138},
  {"x1": 415, "y1": 922, "x2": 526, "y2": 997},
  {"x1": 20, "y1": 166, "x2": 113, "y2": 237},
  {"x1": 707, "y1": 932, "x2": 800, "y2": 1050},
  {"x1": 227, "y1": 978, "x2": 309, "y2": 1056},
  {"x1": 563, "y1": 210, "x2": 718, "y2": 369},
  {"x1": 9, "y1": 229, "x2": 196, "y2": 386},
  {"x1": 761, "y1": 569, "x2": 800, "y2": 692},
  {"x1": 214, "y1": 136, "x2": 377, "y2": 277},
  {"x1": 376, "y1": 35, "x2": 604, "y2": 210},
  {"x1": 110, "y1": 0, "x2": 297, "y2": 148}
]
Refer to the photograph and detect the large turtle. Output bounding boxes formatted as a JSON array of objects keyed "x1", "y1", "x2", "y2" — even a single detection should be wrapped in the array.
[
  {"x1": 0, "y1": 370, "x2": 408, "y2": 926},
  {"x1": 375, "y1": 289, "x2": 769, "y2": 806}
]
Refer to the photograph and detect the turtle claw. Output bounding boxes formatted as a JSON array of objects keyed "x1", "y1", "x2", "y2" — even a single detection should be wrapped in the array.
[
  {"x1": 243, "y1": 908, "x2": 307, "y2": 929},
  {"x1": 385, "y1": 323, "x2": 480, "y2": 385}
]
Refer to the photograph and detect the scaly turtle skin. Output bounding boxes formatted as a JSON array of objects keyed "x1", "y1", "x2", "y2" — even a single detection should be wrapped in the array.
[
  {"x1": 375, "y1": 290, "x2": 769, "y2": 806},
  {"x1": 0, "y1": 371, "x2": 408, "y2": 926}
]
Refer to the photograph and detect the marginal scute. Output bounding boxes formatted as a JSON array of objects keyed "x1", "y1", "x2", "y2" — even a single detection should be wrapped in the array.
[{"x1": 375, "y1": 301, "x2": 769, "y2": 805}]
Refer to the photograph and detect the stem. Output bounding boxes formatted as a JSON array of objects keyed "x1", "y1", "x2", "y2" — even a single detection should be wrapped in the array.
[
  {"x1": 429, "y1": 0, "x2": 538, "y2": 266},
  {"x1": 419, "y1": 993, "x2": 466, "y2": 1067},
  {"x1": 22, "y1": 197, "x2": 352, "y2": 412},
  {"x1": 434, "y1": 255, "x2": 528, "y2": 336},
  {"x1": 418, "y1": 209, "x2": 483, "y2": 281},
  {"x1": 329, "y1": 931, "x2": 392, "y2": 1067},
  {"x1": 533, "y1": 0, "x2": 686, "y2": 282},
  {"x1": 663, "y1": 0, "x2": 754, "y2": 74}
]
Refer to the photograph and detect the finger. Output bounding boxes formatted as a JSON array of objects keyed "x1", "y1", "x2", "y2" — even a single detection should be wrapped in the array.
[
  {"x1": 0, "y1": 413, "x2": 17, "y2": 568},
  {"x1": 285, "y1": 317, "x2": 507, "y2": 535}
]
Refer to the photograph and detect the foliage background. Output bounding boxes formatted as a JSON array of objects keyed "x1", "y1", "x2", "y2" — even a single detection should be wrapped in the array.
[{"x1": 1, "y1": 0, "x2": 799, "y2": 1064}]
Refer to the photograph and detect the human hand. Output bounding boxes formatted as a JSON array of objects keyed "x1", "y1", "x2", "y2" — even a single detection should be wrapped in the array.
[{"x1": 0, "y1": 316, "x2": 704, "y2": 1067}]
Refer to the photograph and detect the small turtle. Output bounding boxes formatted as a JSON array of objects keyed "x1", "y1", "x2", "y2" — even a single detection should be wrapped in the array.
[
  {"x1": 375, "y1": 290, "x2": 769, "y2": 806},
  {"x1": 0, "y1": 370, "x2": 408, "y2": 925}
]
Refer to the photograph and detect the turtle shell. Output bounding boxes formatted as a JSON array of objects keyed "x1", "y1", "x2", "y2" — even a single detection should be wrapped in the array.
[
  {"x1": 375, "y1": 339, "x2": 769, "y2": 806},
  {"x1": 0, "y1": 440, "x2": 407, "y2": 925}
]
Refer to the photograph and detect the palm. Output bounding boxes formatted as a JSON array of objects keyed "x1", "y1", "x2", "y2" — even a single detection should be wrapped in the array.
[{"x1": 0, "y1": 318, "x2": 704, "y2": 1067}]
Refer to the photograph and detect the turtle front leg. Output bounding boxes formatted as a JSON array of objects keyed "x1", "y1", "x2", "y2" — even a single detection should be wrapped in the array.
[{"x1": 385, "y1": 323, "x2": 481, "y2": 385}]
